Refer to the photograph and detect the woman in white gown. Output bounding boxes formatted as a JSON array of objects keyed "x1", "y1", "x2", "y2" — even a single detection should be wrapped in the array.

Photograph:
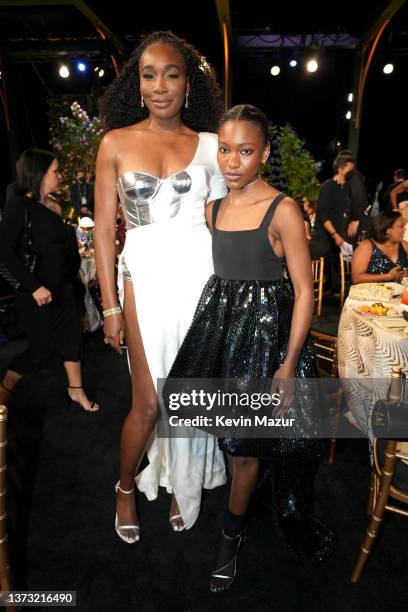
[{"x1": 95, "y1": 31, "x2": 227, "y2": 542}]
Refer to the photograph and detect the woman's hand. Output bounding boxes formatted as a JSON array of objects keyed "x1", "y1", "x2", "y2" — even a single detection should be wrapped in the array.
[
  {"x1": 387, "y1": 266, "x2": 405, "y2": 281},
  {"x1": 271, "y1": 363, "x2": 295, "y2": 417},
  {"x1": 32, "y1": 286, "x2": 52, "y2": 306},
  {"x1": 103, "y1": 313, "x2": 125, "y2": 354}
]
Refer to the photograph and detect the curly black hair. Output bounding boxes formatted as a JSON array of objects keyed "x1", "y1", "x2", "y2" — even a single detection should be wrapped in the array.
[{"x1": 98, "y1": 31, "x2": 223, "y2": 133}]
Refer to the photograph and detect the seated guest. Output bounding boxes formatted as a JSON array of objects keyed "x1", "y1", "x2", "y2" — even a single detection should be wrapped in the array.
[
  {"x1": 351, "y1": 211, "x2": 408, "y2": 284},
  {"x1": 302, "y1": 198, "x2": 321, "y2": 257}
]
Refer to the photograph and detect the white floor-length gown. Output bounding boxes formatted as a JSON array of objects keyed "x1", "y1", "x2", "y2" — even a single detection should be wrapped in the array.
[{"x1": 117, "y1": 132, "x2": 227, "y2": 529}]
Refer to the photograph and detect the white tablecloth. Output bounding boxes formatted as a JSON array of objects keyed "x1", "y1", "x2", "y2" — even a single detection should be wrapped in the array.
[{"x1": 338, "y1": 298, "x2": 408, "y2": 454}]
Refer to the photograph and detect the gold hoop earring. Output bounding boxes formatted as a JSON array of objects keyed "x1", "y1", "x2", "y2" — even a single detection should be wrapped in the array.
[
  {"x1": 184, "y1": 92, "x2": 189, "y2": 109},
  {"x1": 140, "y1": 94, "x2": 144, "y2": 108}
]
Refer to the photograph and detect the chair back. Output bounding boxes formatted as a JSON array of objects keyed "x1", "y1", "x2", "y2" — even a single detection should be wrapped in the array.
[
  {"x1": 311, "y1": 330, "x2": 338, "y2": 377},
  {"x1": 339, "y1": 252, "x2": 352, "y2": 306},
  {"x1": 311, "y1": 257, "x2": 324, "y2": 316},
  {"x1": 351, "y1": 366, "x2": 408, "y2": 582}
]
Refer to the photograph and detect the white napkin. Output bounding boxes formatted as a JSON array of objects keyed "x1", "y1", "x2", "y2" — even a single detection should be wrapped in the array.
[{"x1": 340, "y1": 241, "x2": 353, "y2": 256}]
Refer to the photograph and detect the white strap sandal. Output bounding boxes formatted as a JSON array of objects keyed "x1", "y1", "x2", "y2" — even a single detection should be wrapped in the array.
[
  {"x1": 169, "y1": 513, "x2": 186, "y2": 532},
  {"x1": 115, "y1": 482, "x2": 140, "y2": 544}
]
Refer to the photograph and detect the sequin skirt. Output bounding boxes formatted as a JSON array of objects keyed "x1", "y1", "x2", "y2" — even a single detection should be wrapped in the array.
[{"x1": 166, "y1": 275, "x2": 320, "y2": 459}]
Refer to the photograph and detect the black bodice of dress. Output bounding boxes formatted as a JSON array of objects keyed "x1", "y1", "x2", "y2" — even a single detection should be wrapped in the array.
[
  {"x1": 366, "y1": 240, "x2": 408, "y2": 275},
  {"x1": 212, "y1": 194, "x2": 286, "y2": 281},
  {"x1": 0, "y1": 195, "x2": 73, "y2": 293}
]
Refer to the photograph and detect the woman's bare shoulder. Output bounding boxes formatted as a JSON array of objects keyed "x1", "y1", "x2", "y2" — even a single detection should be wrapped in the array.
[{"x1": 354, "y1": 239, "x2": 373, "y2": 256}]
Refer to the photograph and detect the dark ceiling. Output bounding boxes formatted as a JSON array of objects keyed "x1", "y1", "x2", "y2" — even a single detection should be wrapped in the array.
[{"x1": 0, "y1": 0, "x2": 407, "y2": 191}]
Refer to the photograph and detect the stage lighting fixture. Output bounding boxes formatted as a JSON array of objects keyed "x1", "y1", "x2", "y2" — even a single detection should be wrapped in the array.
[
  {"x1": 383, "y1": 63, "x2": 394, "y2": 74},
  {"x1": 347, "y1": 93, "x2": 353, "y2": 102},
  {"x1": 77, "y1": 62, "x2": 87, "y2": 73},
  {"x1": 270, "y1": 65, "x2": 280, "y2": 76},
  {"x1": 289, "y1": 59, "x2": 297, "y2": 68},
  {"x1": 345, "y1": 111, "x2": 351, "y2": 120},
  {"x1": 59, "y1": 65, "x2": 70, "y2": 78},
  {"x1": 98, "y1": 69, "x2": 105, "y2": 78},
  {"x1": 306, "y1": 59, "x2": 318, "y2": 73}
]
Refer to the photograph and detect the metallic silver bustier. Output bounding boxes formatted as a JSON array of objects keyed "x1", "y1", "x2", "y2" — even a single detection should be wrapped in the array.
[{"x1": 117, "y1": 170, "x2": 192, "y2": 229}]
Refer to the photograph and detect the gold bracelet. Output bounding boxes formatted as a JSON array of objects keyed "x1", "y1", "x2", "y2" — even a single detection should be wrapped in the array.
[{"x1": 103, "y1": 306, "x2": 122, "y2": 317}]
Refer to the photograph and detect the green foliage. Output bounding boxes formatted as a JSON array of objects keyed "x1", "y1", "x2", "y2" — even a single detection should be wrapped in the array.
[
  {"x1": 275, "y1": 124, "x2": 321, "y2": 200},
  {"x1": 261, "y1": 123, "x2": 320, "y2": 200},
  {"x1": 49, "y1": 100, "x2": 103, "y2": 197}
]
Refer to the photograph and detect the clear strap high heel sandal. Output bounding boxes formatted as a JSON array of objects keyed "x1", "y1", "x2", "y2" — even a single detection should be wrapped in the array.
[
  {"x1": 210, "y1": 530, "x2": 244, "y2": 592},
  {"x1": 115, "y1": 482, "x2": 140, "y2": 544}
]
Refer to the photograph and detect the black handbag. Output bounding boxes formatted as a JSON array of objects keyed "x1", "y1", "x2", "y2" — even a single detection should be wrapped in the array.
[
  {"x1": 0, "y1": 203, "x2": 37, "y2": 290},
  {"x1": 372, "y1": 399, "x2": 408, "y2": 440}
]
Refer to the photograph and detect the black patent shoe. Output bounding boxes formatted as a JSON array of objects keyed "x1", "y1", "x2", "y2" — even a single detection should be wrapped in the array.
[
  {"x1": 279, "y1": 513, "x2": 336, "y2": 562},
  {"x1": 210, "y1": 530, "x2": 243, "y2": 593}
]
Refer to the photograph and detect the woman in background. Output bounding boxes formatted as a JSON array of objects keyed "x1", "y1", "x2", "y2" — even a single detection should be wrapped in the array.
[
  {"x1": 351, "y1": 210, "x2": 408, "y2": 284},
  {"x1": 0, "y1": 148, "x2": 98, "y2": 412}
]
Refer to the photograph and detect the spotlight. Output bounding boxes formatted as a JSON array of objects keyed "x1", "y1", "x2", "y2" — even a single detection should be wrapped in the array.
[
  {"x1": 347, "y1": 93, "x2": 353, "y2": 102},
  {"x1": 59, "y1": 65, "x2": 70, "y2": 79},
  {"x1": 94, "y1": 66, "x2": 99, "y2": 72},
  {"x1": 270, "y1": 65, "x2": 280, "y2": 76},
  {"x1": 289, "y1": 59, "x2": 297, "y2": 68},
  {"x1": 346, "y1": 110, "x2": 351, "y2": 120},
  {"x1": 306, "y1": 59, "x2": 318, "y2": 73},
  {"x1": 383, "y1": 63, "x2": 394, "y2": 74},
  {"x1": 77, "y1": 62, "x2": 87, "y2": 73},
  {"x1": 98, "y1": 69, "x2": 105, "y2": 78}
]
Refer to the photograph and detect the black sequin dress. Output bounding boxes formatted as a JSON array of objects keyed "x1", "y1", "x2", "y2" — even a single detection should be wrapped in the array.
[
  {"x1": 366, "y1": 240, "x2": 408, "y2": 274},
  {"x1": 167, "y1": 193, "x2": 320, "y2": 459}
]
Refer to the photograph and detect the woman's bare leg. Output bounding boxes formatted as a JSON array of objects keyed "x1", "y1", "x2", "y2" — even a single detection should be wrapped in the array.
[
  {"x1": 64, "y1": 360, "x2": 100, "y2": 412},
  {"x1": 116, "y1": 281, "x2": 161, "y2": 539},
  {"x1": 229, "y1": 456, "x2": 260, "y2": 516}
]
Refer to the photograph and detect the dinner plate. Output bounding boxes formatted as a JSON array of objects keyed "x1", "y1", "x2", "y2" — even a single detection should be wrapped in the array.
[
  {"x1": 352, "y1": 302, "x2": 405, "y2": 321},
  {"x1": 384, "y1": 282, "x2": 404, "y2": 296}
]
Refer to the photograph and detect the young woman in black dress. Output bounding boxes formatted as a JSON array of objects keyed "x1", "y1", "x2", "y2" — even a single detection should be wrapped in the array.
[
  {"x1": 167, "y1": 105, "x2": 334, "y2": 591},
  {"x1": 0, "y1": 149, "x2": 98, "y2": 412}
]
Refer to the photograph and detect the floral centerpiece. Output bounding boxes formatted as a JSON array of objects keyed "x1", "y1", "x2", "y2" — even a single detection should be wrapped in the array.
[{"x1": 49, "y1": 101, "x2": 104, "y2": 200}]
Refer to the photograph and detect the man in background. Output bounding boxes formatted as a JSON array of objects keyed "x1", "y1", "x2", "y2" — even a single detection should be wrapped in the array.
[
  {"x1": 314, "y1": 153, "x2": 354, "y2": 293},
  {"x1": 69, "y1": 171, "x2": 93, "y2": 218}
]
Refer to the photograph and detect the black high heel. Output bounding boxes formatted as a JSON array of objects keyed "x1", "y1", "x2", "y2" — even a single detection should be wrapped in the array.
[
  {"x1": 65, "y1": 385, "x2": 99, "y2": 412},
  {"x1": 210, "y1": 529, "x2": 244, "y2": 593}
]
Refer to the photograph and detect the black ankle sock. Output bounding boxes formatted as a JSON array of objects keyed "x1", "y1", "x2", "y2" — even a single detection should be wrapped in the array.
[{"x1": 223, "y1": 509, "x2": 245, "y2": 538}]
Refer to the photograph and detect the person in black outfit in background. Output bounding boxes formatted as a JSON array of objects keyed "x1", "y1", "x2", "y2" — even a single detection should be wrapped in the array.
[
  {"x1": 69, "y1": 171, "x2": 93, "y2": 218},
  {"x1": 0, "y1": 149, "x2": 99, "y2": 411},
  {"x1": 382, "y1": 169, "x2": 406, "y2": 211},
  {"x1": 314, "y1": 153, "x2": 354, "y2": 292}
]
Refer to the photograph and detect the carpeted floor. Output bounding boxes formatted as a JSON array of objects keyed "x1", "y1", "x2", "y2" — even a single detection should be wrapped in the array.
[{"x1": 2, "y1": 330, "x2": 407, "y2": 612}]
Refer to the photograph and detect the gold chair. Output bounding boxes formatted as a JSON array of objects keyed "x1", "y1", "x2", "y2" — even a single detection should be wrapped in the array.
[
  {"x1": 351, "y1": 368, "x2": 408, "y2": 582},
  {"x1": 311, "y1": 257, "x2": 324, "y2": 316},
  {"x1": 357, "y1": 230, "x2": 367, "y2": 244},
  {"x1": 339, "y1": 252, "x2": 352, "y2": 307},
  {"x1": 0, "y1": 405, "x2": 16, "y2": 611},
  {"x1": 311, "y1": 330, "x2": 339, "y2": 464}
]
